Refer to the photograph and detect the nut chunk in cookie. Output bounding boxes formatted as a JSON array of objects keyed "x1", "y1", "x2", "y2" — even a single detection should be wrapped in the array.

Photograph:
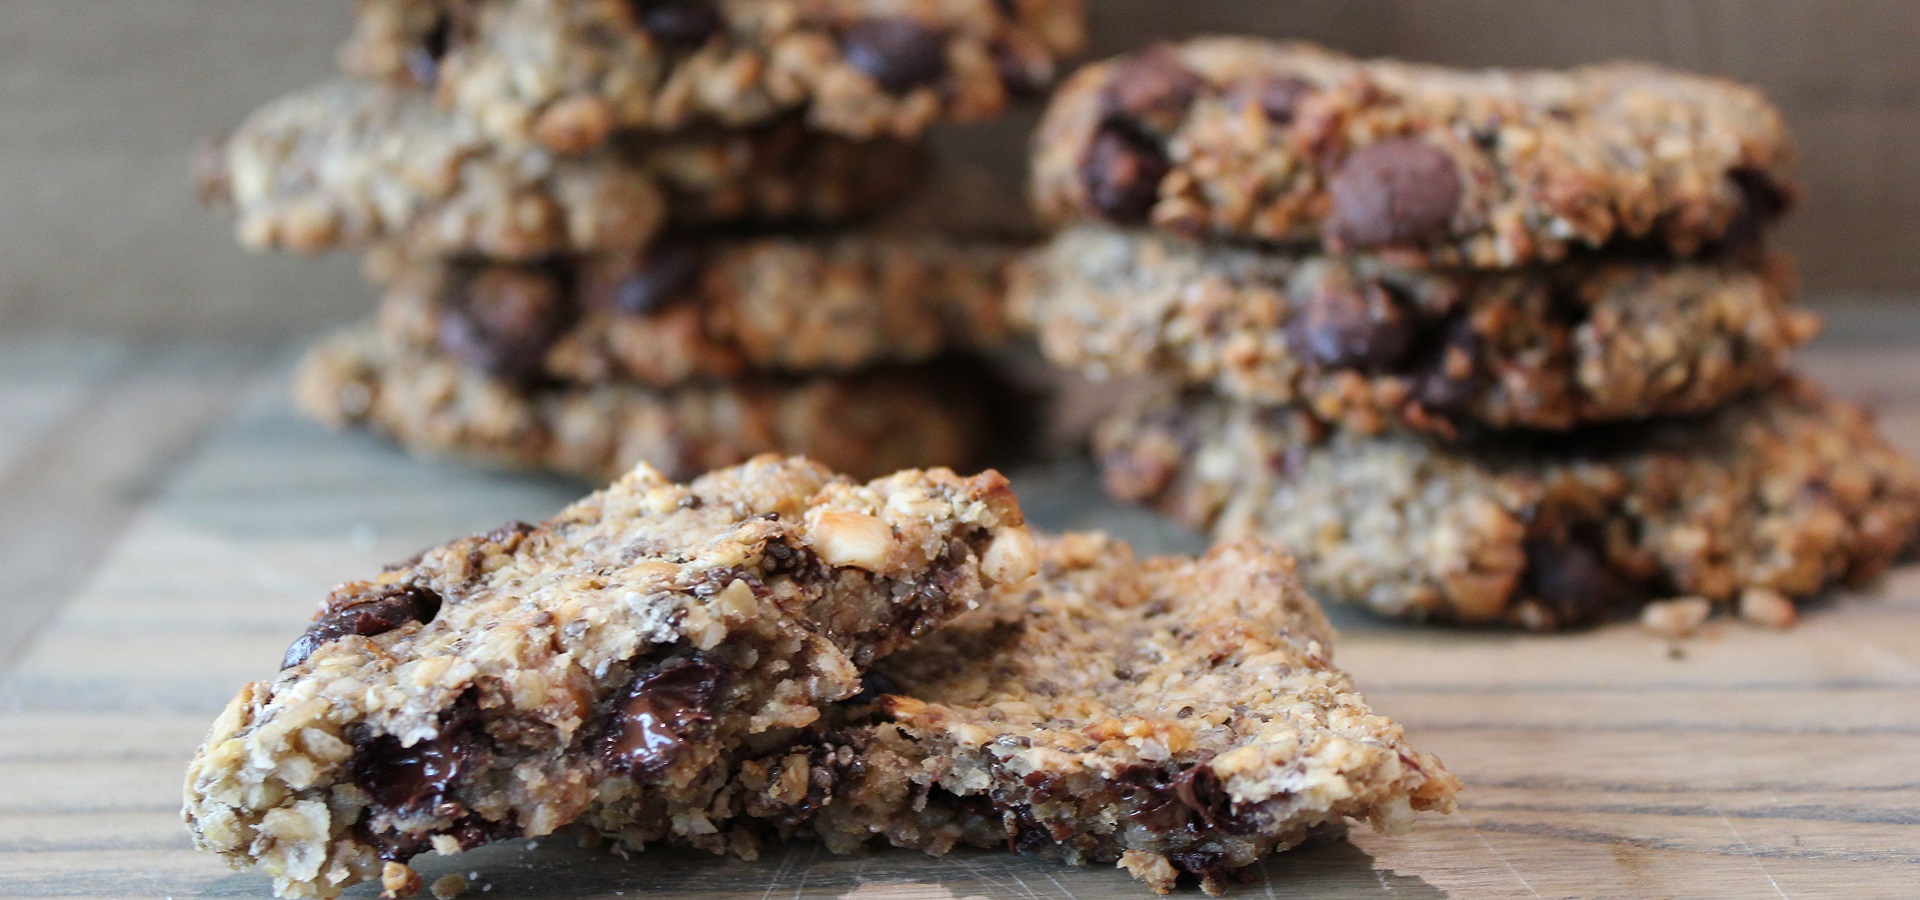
[
  {"x1": 740, "y1": 534, "x2": 1458, "y2": 895},
  {"x1": 182, "y1": 457, "x2": 1036, "y2": 898}
]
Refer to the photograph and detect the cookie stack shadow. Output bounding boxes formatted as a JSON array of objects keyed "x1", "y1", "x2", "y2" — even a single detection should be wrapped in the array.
[
  {"x1": 1014, "y1": 38, "x2": 1920, "y2": 630},
  {"x1": 196, "y1": 0, "x2": 1088, "y2": 482}
]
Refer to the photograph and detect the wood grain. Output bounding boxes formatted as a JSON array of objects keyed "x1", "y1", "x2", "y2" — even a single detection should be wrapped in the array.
[{"x1": 5, "y1": 316, "x2": 1920, "y2": 897}]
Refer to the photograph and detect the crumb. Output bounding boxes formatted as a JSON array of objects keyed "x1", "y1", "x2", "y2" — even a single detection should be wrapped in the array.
[
  {"x1": 1738, "y1": 587, "x2": 1797, "y2": 628},
  {"x1": 430, "y1": 874, "x2": 468, "y2": 899},
  {"x1": 381, "y1": 862, "x2": 423, "y2": 899},
  {"x1": 1641, "y1": 597, "x2": 1711, "y2": 638}
]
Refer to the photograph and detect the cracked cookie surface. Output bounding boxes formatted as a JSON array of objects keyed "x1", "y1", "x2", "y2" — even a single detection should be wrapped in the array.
[
  {"x1": 1033, "y1": 38, "x2": 1796, "y2": 266},
  {"x1": 1096, "y1": 381, "x2": 1920, "y2": 628},
  {"x1": 183, "y1": 455, "x2": 1036, "y2": 898},
  {"x1": 200, "y1": 79, "x2": 922, "y2": 259},
  {"x1": 340, "y1": 0, "x2": 1085, "y2": 149},
  {"x1": 373, "y1": 232, "x2": 1015, "y2": 387},
  {"x1": 1013, "y1": 225, "x2": 1819, "y2": 434},
  {"x1": 735, "y1": 533, "x2": 1459, "y2": 894},
  {"x1": 294, "y1": 324, "x2": 992, "y2": 483}
]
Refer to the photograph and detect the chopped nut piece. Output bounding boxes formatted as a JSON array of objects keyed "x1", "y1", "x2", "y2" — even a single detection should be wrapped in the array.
[
  {"x1": 810, "y1": 510, "x2": 896, "y2": 571},
  {"x1": 380, "y1": 862, "x2": 422, "y2": 899}
]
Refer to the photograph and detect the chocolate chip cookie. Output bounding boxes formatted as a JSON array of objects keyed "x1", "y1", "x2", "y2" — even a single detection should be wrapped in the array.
[
  {"x1": 183, "y1": 455, "x2": 1036, "y2": 898},
  {"x1": 339, "y1": 0, "x2": 1086, "y2": 150},
  {"x1": 1014, "y1": 225, "x2": 1820, "y2": 434},
  {"x1": 735, "y1": 533, "x2": 1459, "y2": 894},
  {"x1": 1032, "y1": 39, "x2": 1797, "y2": 266},
  {"x1": 1096, "y1": 380, "x2": 1920, "y2": 629},
  {"x1": 372, "y1": 232, "x2": 1015, "y2": 387},
  {"x1": 199, "y1": 79, "x2": 922, "y2": 259},
  {"x1": 294, "y1": 324, "x2": 992, "y2": 483}
]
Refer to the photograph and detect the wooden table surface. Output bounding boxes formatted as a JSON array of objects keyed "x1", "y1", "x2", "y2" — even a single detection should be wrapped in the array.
[{"x1": 6, "y1": 307, "x2": 1920, "y2": 899}]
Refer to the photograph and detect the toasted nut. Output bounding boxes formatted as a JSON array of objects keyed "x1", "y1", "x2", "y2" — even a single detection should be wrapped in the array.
[
  {"x1": 1640, "y1": 597, "x2": 1711, "y2": 638},
  {"x1": 1738, "y1": 588, "x2": 1797, "y2": 628},
  {"x1": 981, "y1": 528, "x2": 1038, "y2": 585},
  {"x1": 811, "y1": 510, "x2": 894, "y2": 571},
  {"x1": 381, "y1": 862, "x2": 423, "y2": 899}
]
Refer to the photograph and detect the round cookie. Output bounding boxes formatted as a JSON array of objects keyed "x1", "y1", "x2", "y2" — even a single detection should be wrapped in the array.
[
  {"x1": 372, "y1": 233, "x2": 1016, "y2": 387},
  {"x1": 1032, "y1": 38, "x2": 1797, "y2": 266},
  {"x1": 1014, "y1": 225, "x2": 1820, "y2": 434},
  {"x1": 1095, "y1": 380, "x2": 1920, "y2": 629},
  {"x1": 295, "y1": 324, "x2": 993, "y2": 482},
  {"x1": 340, "y1": 0, "x2": 1087, "y2": 149},
  {"x1": 199, "y1": 79, "x2": 923, "y2": 259}
]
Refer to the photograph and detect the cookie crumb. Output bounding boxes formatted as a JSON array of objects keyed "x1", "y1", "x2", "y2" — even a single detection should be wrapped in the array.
[
  {"x1": 1738, "y1": 588, "x2": 1797, "y2": 628},
  {"x1": 381, "y1": 862, "x2": 423, "y2": 899},
  {"x1": 1641, "y1": 597, "x2": 1712, "y2": 638},
  {"x1": 430, "y1": 874, "x2": 468, "y2": 899}
]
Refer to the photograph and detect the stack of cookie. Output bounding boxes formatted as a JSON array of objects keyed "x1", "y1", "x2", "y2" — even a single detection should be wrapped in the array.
[
  {"x1": 1015, "y1": 38, "x2": 1920, "y2": 630},
  {"x1": 198, "y1": 0, "x2": 1086, "y2": 481}
]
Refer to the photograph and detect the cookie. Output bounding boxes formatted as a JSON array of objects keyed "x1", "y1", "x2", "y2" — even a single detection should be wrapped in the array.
[
  {"x1": 371, "y1": 232, "x2": 1015, "y2": 386},
  {"x1": 339, "y1": 0, "x2": 1086, "y2": 149},
  {"x1": 294, "y1": 325, "x2": 991, "y2": 483},
  {"x1": 197, "y1": 79, "x2": 923, "y2": 259},
  {"x1": 1032, "y1": 38, "x2": 1797, "y2": 266},
  {"x1": 1095, "y1": 380, "x2": 1920, "y2": 629},
  {"x1": 736, "y1": 533, "x2": 1459, "y2": 894},
  {"x1": 1013, "y1": 225, "x2": 1820, "y2": 433},
  {"x1": 182, "y1": 455, "x2": 1036, "y2": 898}
]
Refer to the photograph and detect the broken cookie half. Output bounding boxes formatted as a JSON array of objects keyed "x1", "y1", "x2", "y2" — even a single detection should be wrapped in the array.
[
  {"x1": 737, "y1": 533, "x2": 1460, "y2": 895},
  {"x1": 183, "y1": 456, "x2": 1035, "y2": 898}
]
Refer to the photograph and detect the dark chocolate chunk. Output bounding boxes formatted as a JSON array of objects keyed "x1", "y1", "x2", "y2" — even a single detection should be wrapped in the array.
[
  {"x1": 994, "y1": 44, "x2": 1051, "y2": 98},
  {"x1": 1284, "y1": 280, "x2": 1417, "y2": 372},
  {"x1": 1172, "y1": 764, "x2": 1234, "y2": 829},
  {"x1": 603, "y1": 656, "x2": 724, "y2": 777},
  {"x1": 1081, "y1": 125, "x2": 1168, "y2": 224},
  {"x1": 844, "y1": 18, "x2": 948, "y2": 93},
  {"x1": 1328, "y1": 137, "x2": 1463, "y2": 247},
  {"x1": 1522, "y1": 540, "x2": 1639, "y2": 627},
  {"x1": 405, "y1": 13, "x2": 454, "y2": 87},
  {"x1": 629, "y1": 1, "x2": 721, "y2": 47},
  {"x1": 436, "y1": 263, "x2": 576, "y2": 382},
  {"x1": 1411, "y1": 315, "x2": 1486, "y2": 415},
  {"x1": 1101, "y1": 51, "x2": 1205, "y2": 132},
  {"x1": 1168, "y1": 848, "x2": 1232, "y2": 880},
  {"x1": 1721, "y1": 167, "x2": 1796, "y2": 250},
  {"x1": 1230, "y1": 75, "x2": 1313, "y2": 125},
  {"x1": 283, "y1": 584, "x2": 444, "y2": 669},
  {"x1": 608, "y1": 241, "x2": 705, "y2": 316},
  {"x1": 350, "y1": 697, "x2": 478, "y2": 818}
]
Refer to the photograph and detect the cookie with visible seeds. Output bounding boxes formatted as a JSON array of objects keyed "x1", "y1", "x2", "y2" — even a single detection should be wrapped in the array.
[
  {"x1": 1033, "y1": 38, "x2": 1796, "y2": 266},
  {"x1": 199, "y1": 79, "x2": 922, "y2": 259},
  {"x1": 1013, "y1": 225, "x2": 1820, "y2": 434},
  {"x1": 339, "y1": 0, "x2": 1086, "y2": 149},
  {"x1": 373, "y1": 232, "x2": 1015, "y2": 387},
  {"x1": 293, "y1": 324, "x2": 993, "y2": 483},
  {"x1": 183, "y1": 455, "x2": 1036, "y2": 898},
  {"x1": 1095, "y1": 380, "x2": 1920, "y2": 629},
  {"x1": 735, "y1": 533, "x2": 1459, "y2": 895}
]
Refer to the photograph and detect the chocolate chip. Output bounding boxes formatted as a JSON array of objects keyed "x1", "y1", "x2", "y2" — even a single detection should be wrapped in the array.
[
  {"x1": 994, "y1": 44, "x2": 1051, "y2": 98},
  {"x1": 405, "y1": 14, "x2": 454, "y2": 87},
  {"x1": 1522, "y1": 540, "x2": 1639, "y2": 627},
  {"x1": 1328, "y1": 137, "x2": 1463, "y2": 248},
  {"x1": 436, "y1": 263, "x2": 576, "y2": 382},
  {"x1": 1721, "y1": 167, "x2": 1796, "y2": 250},
  {"x1": 1172, "y1": 764, "x2": 1233, "y2": 829},
  {"x1": 843, "y1": 18, "x2": 948, "y2": 93},
  {"x1": 608, "y1": 242, "x2": 705, "y2": 316},
  {"x1": 1411, "y1": 315, "x2": 1485, "y2": 414},
  {"x1": 1168, "y1": 849, "x2": 1232, "y2": 881},
  {"x1": 1100, "y1": 51, "x2": 1205, "y2": 131},
  {"x1": 283, "y1": 584, "x2": 443, "y2": 668},
  {"x1": 351, "y1": 697, "x2": 478, "y2": 816},
  {"x1": 1081, "y1": 125, "x2": 1168, "y2": 224},
  {"x1": 603, "y1": 657, "x2": 723, "y2": 777},
  {"x1": 629, "y1": 0, "x2": 721, "y2": 46},
  {"x1": 1285, "y1": 280, "x2": 1417, "y2": 372},
  {"x1": 1229, "y1": 75, "x2": 1312, "y2": 124}
]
